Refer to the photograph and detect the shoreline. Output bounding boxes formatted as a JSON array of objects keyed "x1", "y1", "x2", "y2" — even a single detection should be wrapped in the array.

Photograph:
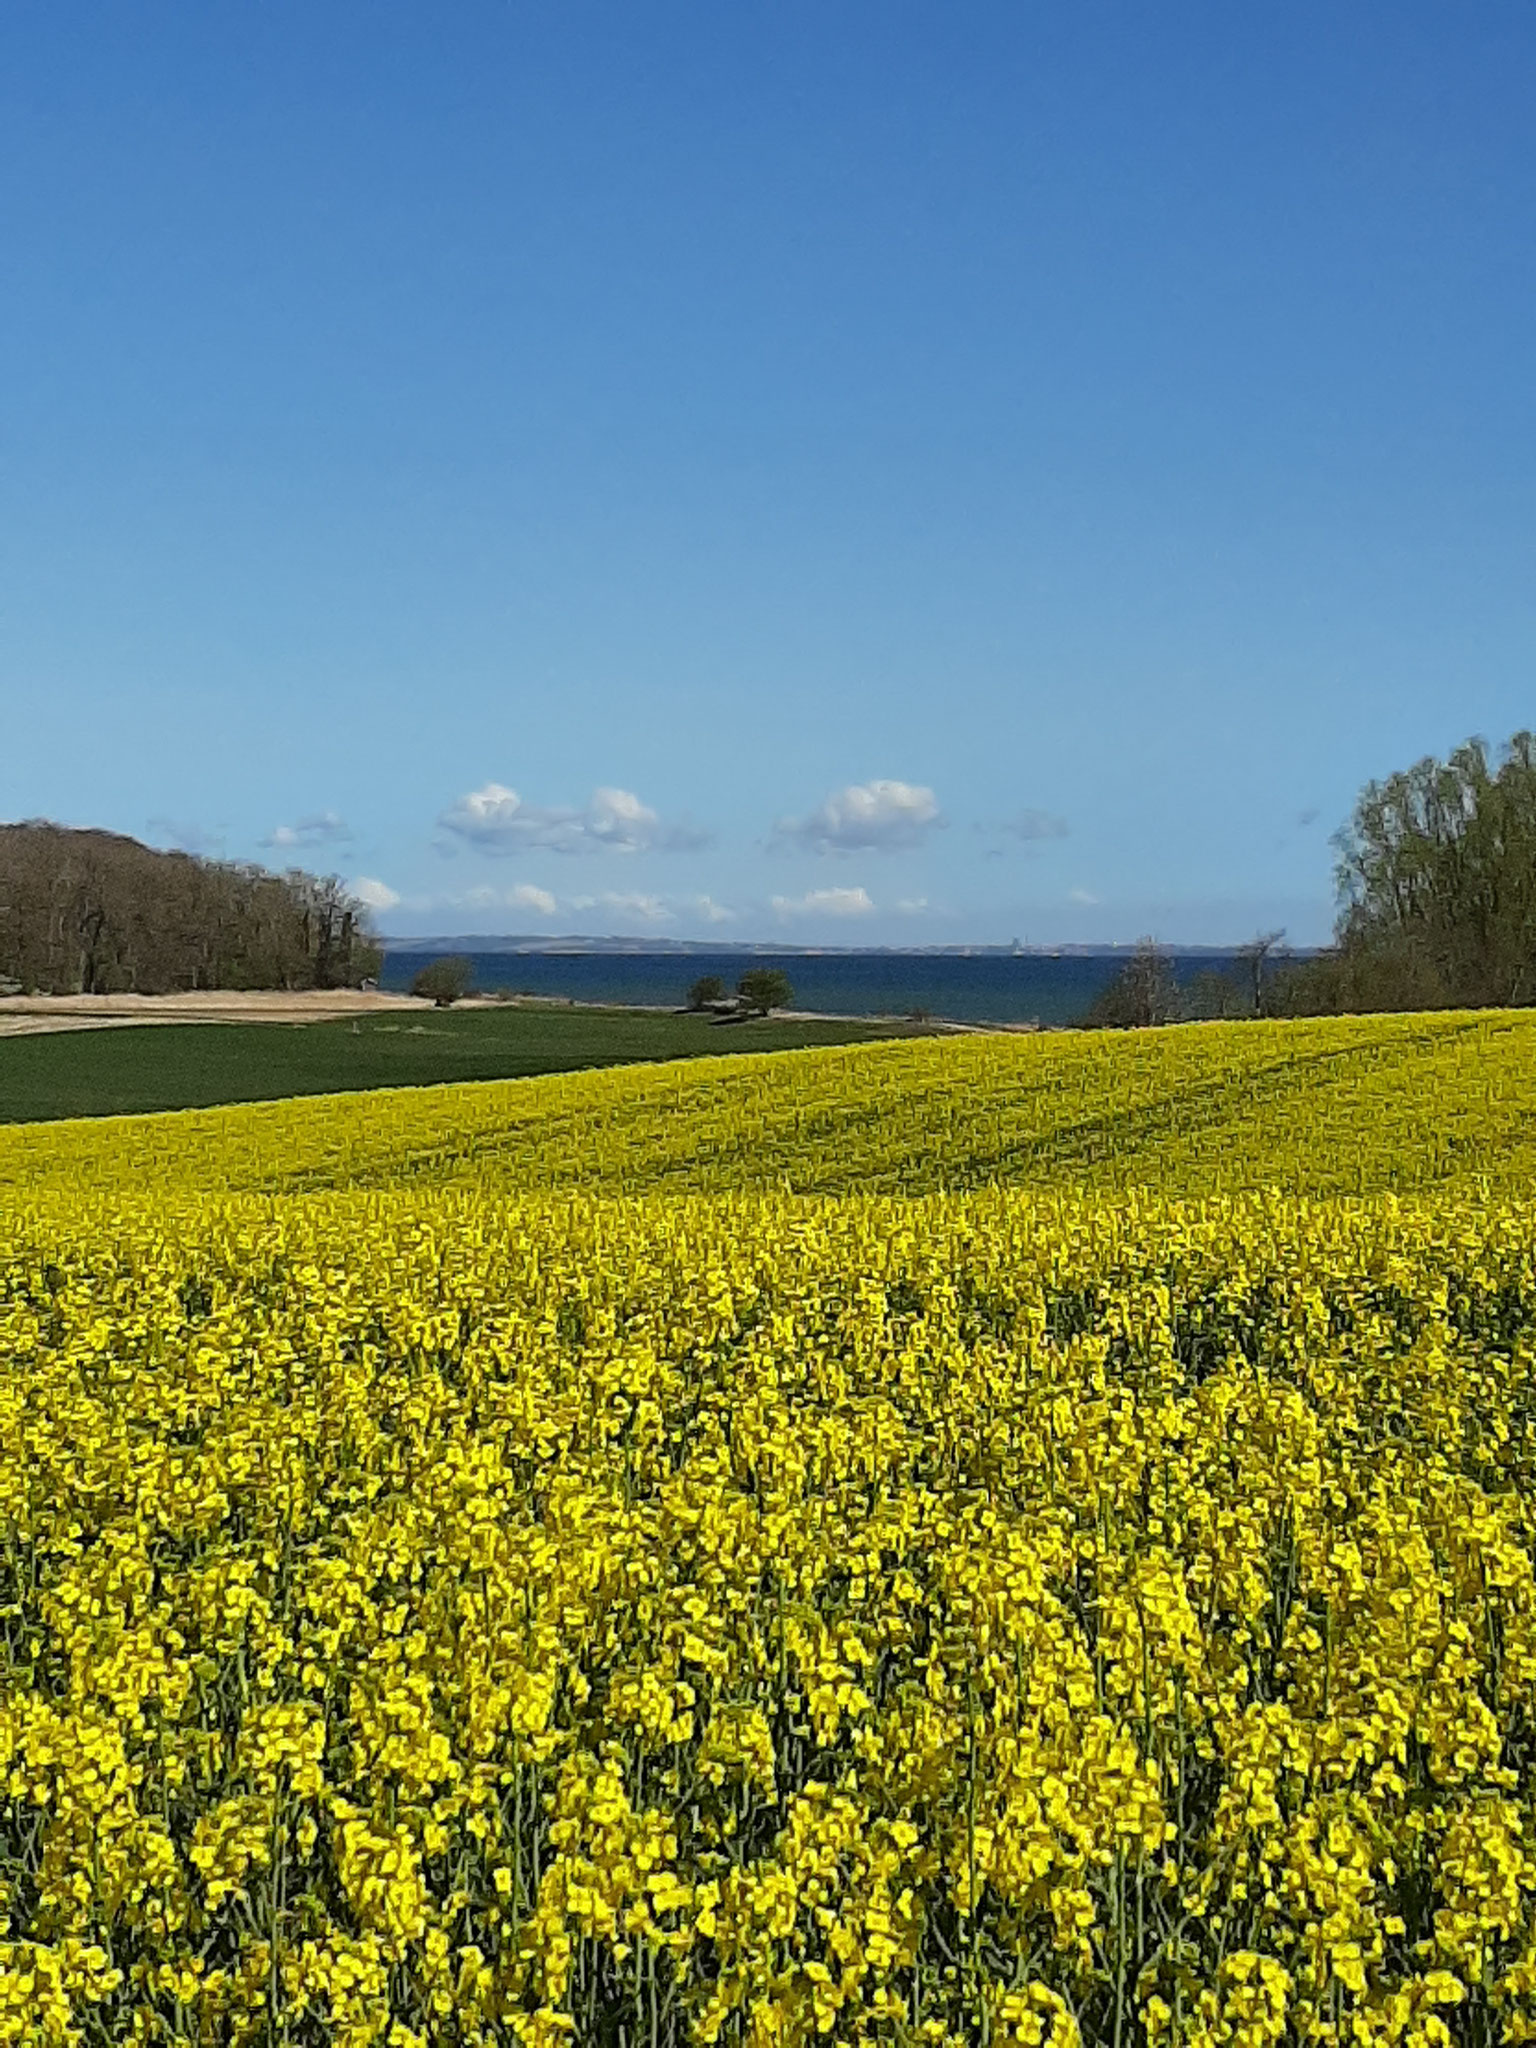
[{"x1": 0, "y1": 988, "x2": 1019, "y2": 1040}]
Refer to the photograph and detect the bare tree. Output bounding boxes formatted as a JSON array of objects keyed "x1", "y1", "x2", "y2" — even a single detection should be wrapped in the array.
[
  {"x1": 0, "y1": 822, "x2": 383, "y2": 994},
  {"x1": 1079, "y1": 939, "x2": 1181, "y2": 1029},
  {"x1": 1235, "y1": 929, "x2": 1286, "y2": 1018}
]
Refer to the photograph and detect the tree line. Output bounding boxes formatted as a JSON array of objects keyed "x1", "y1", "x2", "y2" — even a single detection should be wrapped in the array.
[
  {"x1": 8, "y1": 731, "x2": 1534, "y2": 1013},
  {"x1": 0, "y1": 822, "x2": 381, "y2": 994},
  {"x1": 1087, "y1": 731, "x2": 1536, "y2": 1026}
]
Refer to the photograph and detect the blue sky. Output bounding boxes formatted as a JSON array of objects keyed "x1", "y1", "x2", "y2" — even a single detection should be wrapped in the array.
[{"x1": 4, "y1": 3, "x2": 1533, "y2": 946}]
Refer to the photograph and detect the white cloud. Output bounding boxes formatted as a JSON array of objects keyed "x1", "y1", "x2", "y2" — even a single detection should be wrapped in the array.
[
  {"x1": 695, "y1": 895, "x2": 735, "y2": 924},
  {"x1": 775, "y1": 779, "x2": 941, "y2": 854},
  {"x1": 771, "y1": 886, "x2": 877, "y2": 919},
  {"x1": 895, "y1": 897, "x2": 929, "y2": 914},
  {"x1": 507, "y1": 883, "x2": 557, "y2": 916},
  {"x1": 615, "y1": 893, "x2": 670, "y2": 922},
  {"x1": 1068, "y1": 886, "x2": 1100, "y2": 906},
  {"x1": 1003, "y1": 809, "x2": 1069, "y2": 842},
  {"x1": 262, "y1": 810, "x2": 351, "y2": 850},
  {"x1": 435, "y1": 882, "x2": 560, "y2": 916},
  {"x1": 572, "y1": 891, "x2": 673, "y2": 924},
  {"x1": 351, "y1": 876, "x2": 401, "y2": 912},
  {"x1": 438, "y1": 782, "x2": 707, "y2": 855}
]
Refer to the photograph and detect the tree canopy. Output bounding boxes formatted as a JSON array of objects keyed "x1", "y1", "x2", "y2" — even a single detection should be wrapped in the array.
[
  {"x1": 737, "y1": 967, "x2": 794, "y2": 1016},
  {"x1": 1246, "y1": 733, "x2": 1536, "y2": 1017},
  {"x1": 1323, "y1": 733, "x2": 1536, "y2": 1011},
  {"x1": 686, "y1": 974, "x2": 726, "y2": 1011}
]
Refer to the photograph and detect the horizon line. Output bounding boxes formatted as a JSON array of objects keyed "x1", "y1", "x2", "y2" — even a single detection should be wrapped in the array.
[{"x1": 377, "y1": 932, "x2": 1326, "y2": 956}]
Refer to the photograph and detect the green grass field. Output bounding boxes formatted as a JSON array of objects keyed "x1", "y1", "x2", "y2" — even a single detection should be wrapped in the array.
[{"x1": 0, "y1": 1003, "x2": 933, "y2": 1123}]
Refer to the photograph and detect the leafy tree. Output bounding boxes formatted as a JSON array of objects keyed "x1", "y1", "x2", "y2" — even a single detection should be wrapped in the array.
[
  {"x1": 737, "y1": 967, "x2": 793, "y2": 1016},
  {"x1": 1079, "y1": 940, "x2": 1180, "y2": 1029},
  {"x1": 686, "y1": 974, "x2": 725, "y2": 1010},
  {"x1": 410, "y1": 956, "x2": 473, "y2": 1007},
  {"x1": 1329, "y1": 733, "x2": 1536, "y2": 1009}
]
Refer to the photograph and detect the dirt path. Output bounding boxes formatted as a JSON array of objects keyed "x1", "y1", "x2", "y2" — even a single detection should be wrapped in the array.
[{"x1": 0, "y1": 990, "x2": 441, "y2": 1038}]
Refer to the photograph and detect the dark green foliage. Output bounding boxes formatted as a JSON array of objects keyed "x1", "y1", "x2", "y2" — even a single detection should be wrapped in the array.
[
  {"x1": 736, "y1": 967, "x2": 794, "y2": 1016},
  {"x1": 685, "y1": 974, "x2": 726, "y2": 1010}
]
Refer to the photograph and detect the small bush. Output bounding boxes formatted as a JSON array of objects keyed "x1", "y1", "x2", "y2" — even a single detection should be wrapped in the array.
[
  {"x1": 409, "y1": 956, "x2": 474, "y2": 1008},
  {"x1": 686, "y1": 974, "x2": 726, "y2": 1011}
]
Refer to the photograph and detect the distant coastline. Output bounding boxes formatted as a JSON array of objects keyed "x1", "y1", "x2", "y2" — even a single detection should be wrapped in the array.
[
  {"x1": 380, "y1": 933, "x2": 1318, "y2": 959},
  {"x1": 377, "y1": 942, "x2": 1313, "y2": 1028}
]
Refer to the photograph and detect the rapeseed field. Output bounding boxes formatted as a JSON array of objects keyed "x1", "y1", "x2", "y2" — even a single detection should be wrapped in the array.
[{"x1": 5, "y1": 1012, "x2": 1536, "y2": 2045}]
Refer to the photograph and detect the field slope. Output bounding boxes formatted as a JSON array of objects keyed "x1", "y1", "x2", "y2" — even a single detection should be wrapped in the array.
[
  {"x1": 6, "y1": 1012, "x2": 1536, "y2": 2045},
  {"x1": 2, "y1": 1006, "x2": 1532, "y2": 1201},
  {"x1": 0, "y1": 1002, "x2": 932, "y2": 1125}
]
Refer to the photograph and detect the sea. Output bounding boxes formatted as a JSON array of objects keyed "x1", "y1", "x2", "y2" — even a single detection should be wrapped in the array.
[{"x1": 378, "y1": 949, "x2": 1253, "y2": 1029}]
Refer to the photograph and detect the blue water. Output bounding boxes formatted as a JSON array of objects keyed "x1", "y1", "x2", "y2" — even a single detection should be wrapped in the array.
[{"x1": 380, "y1": 950, "x2": 1250, "y2": 1027}]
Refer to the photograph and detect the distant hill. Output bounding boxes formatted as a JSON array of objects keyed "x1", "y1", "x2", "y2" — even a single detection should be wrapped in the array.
[
  {"x1": 380, "y1": 932, "x2": 1284, "y2": 957},
  {"x1": 0, "y1": 820, "x2": 380, "y2": 994}
]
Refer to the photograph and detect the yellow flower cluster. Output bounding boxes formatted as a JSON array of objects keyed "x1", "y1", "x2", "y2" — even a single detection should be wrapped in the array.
[{"x1": 2, "y1": 1015, "x2": 1536, "y2": 2042}]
